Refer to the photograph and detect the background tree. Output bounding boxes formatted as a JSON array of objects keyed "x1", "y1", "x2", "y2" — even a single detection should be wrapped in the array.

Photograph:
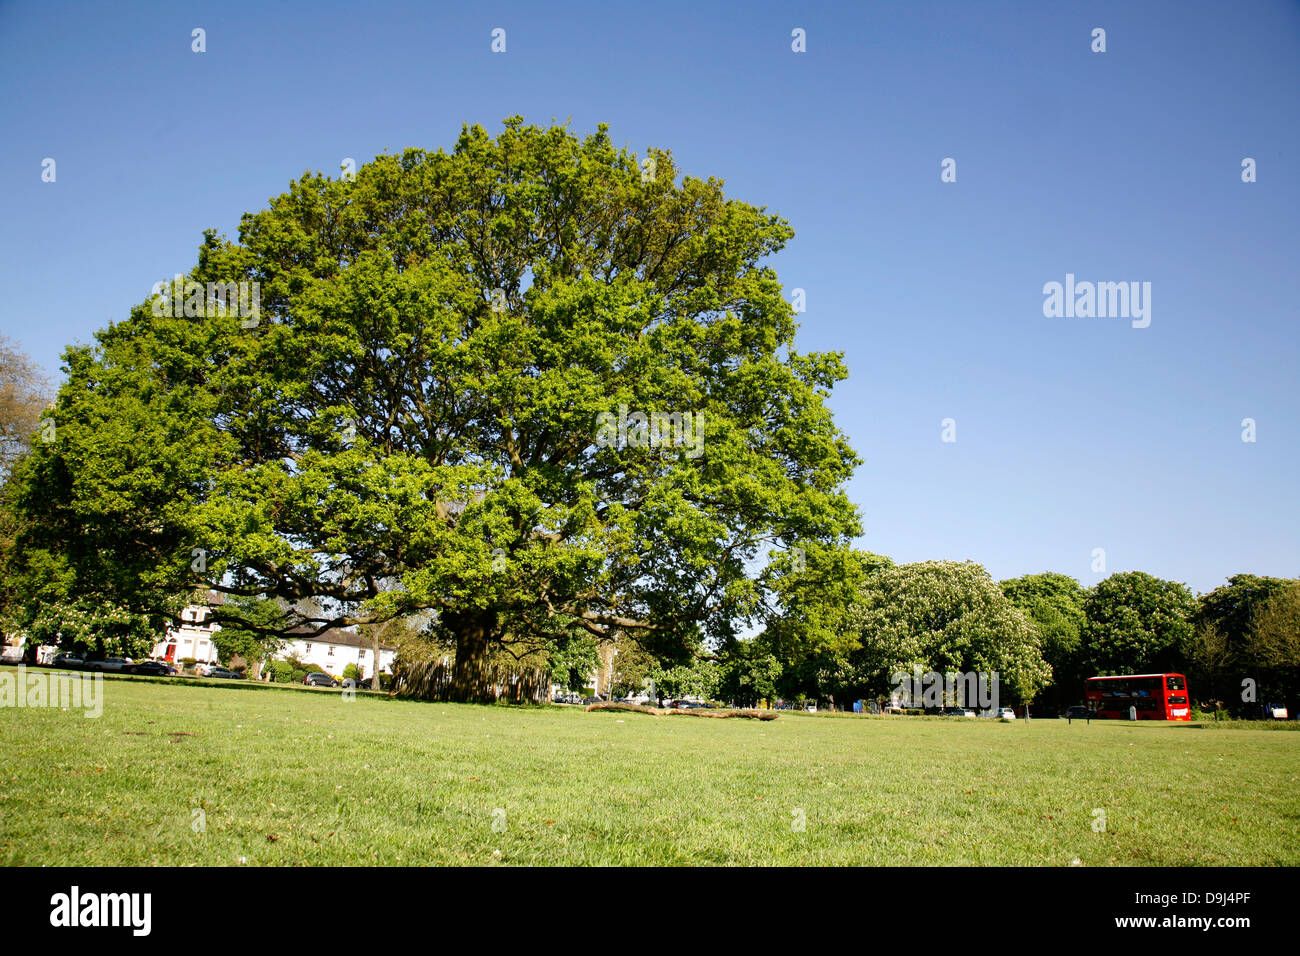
[
  {"x1": 0, "y1": 334, "x2": 51, "y2": 482},
  {"x1": 1244, "y1": 580, "x2": 1300, "y2": 712},
  {"x1": 210, "y1": 594, "x2": 285, "y2": 676},
  {"x1": 848, "y1": 560, "x2": 1051, "y2": 706},
  {"x1": 757, "y1": 547, "x2": 887, "y2": 706},
  {"x1": 1081, "y1": 571, "x2": 1197, "y2": 677},
  {"x1": 654, "y1": 656, "x2": 721, "y2": 703},
  {"x1": 27, "y1": 598, "x2": 159, "y2": 659},
  {"x1": 1196, "y1": 580, "x2": 1300, "y2": 712},
  {"x1": 8, "y1": 118, "x2": 861, "y2": 702},
  {"x1": 605, "y1": 634, "x2": 658, "y2": 699},
  {"x1": 716, "y1": 635, "x2": 783, "y2": 707},
  {"x1": 546, "y1": 631, "x2": 602, "y2": 695},
  {"x1": 1253, "y1": 582, "x2": 1300, "y2": 667},
  {"x1": 1001, "y1": 572, "x2": 1087, "y2": 710},
  {"x1": 357, "y1": 614, "x2": 428, "y2": 690},
  {"x1": 1188, "y1": 574, "x2": 1296, "y2": 710},
  {"x1": 0, "y1": 335, "x2": 52, "y2": 635}
]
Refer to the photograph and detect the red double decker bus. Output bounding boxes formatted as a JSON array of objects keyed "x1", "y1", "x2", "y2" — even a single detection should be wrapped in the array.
[{"x1": 1084, "y1": 673, "x2": 1191, "y2": 720}]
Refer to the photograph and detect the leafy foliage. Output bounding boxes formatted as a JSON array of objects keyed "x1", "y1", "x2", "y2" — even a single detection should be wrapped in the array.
[
  {"x1": 7, "y1": 118, "x2": 861, "y2": 699},
  {"x1": 210, "y1": 595, "x2": 284, "y2": 669},
  {"x1": 757, "y1": 547, "x2": 886, "y2": 703},
  {"x1": 266, "y1": 660, "x2": 295, "y2": 683},
  {"x1": 0, "y1": 334, "x2": 52, "y2": 483},
  {"x1": 849, "y1": 560, "x2": 1052, "y2": 702},
  {"x1": 653, "y1": 657, "x2": 721, "y2": 701},
  {"x1": 1187, "y1": 576, "x2": 1300, "y2": 710},
  {"x1": 717, "y1": 638, "x2": 783, "y2": 707},
  {"x1": 1081, "y1": 571, "x2": 1197, "y2": 677},
  {"x1": 546, "y1": 632, "x2": 601, "y2": 691},
  {"x1": 27, "y1": 599, "x2": 160, "y2": 658},
  {"x1": 1001, "y1": 572, "x2": 1087, "y2": 705}
]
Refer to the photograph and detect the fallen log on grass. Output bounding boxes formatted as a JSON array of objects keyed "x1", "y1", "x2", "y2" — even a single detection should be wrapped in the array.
[{"x1": 585, "y1": 702, "x2": 778, "y2": 720}]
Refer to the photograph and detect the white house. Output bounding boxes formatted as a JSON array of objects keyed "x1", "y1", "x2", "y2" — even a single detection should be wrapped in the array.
[
  {"x1": 274, "y1": 627, "x2": 398, "y2": 679},
  {"x1": 148, "y1": 593, "x2": 398, "y2": 678},
  {"x1": 150, "y1": 592, "x2": 223, "y2": 665}
]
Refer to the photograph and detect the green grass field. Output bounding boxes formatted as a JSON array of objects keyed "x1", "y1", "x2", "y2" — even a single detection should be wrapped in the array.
[{"x1": 1, "y1": 666, "x2": 1297, "y2": 866}]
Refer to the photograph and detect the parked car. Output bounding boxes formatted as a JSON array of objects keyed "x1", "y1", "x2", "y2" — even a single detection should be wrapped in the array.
[
  {"x1": 942, "y1": 706, "x2": 976, "y2": 717},
  {"x1": 131, "y1": 661, "x2": 178, "y2": 676},
  {"x1": 304, "y1": 672, "x2": 340, "y2": 687},
  {"x1": 998, "y1": 707, "x2": 1017, "y2": 721},
  {"x1": 51, "y1": 653, "x2": 86, "y2": 670},
  {"x1": 85, "y1": 657, "x2": 134, "y2": 672},
  {"x1": 204, "y1": 666, "x2": 243, "y2": 680}
]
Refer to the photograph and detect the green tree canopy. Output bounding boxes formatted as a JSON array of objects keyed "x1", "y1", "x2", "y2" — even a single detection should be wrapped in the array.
[
  {"x1": 0, "y1": 334, "x2": 52, "y2": 483},
  {"x1": 754, "y1": 547, "x2": 888, "y2": 703},
  {"x1": 717, "y1": 636, "x2": 783, "y2": 707},
  {"x1": 547, "y1": 631, "x2": 601, "y2": 693},
  {"x1": 1000, "y1": 571, "x2": 1087, "y2": 705},
  {"x1": 210, "y1": 594, "x2": 285, "y2": 671},
  {"x1": 0, "y1": 335, "x2": 53, "y2": 633},
  {"x1": 1254, "y1": 582, "x2": 1300, "y2": 671},
  {"x1": 8, "y1": 118, "x2": 861, "y2": 700},
  {"x1": 1189, "y1": 575, "x2": 1300, "y2": 708},
  {"x1": 1194, "y1": 574, "x2": 1293, "y2": 643},
  {"x1": 27, "y1": 598, "x2": 160, "y2": 659},
  {"x1": 848, "y1": 560, "x2": 1051, "y2": 703},
  {"x1": 654, "y1": 657, "x2": 721, "y2": 702},
  {"x1": 1081, "y1": 571, "x2": 1197, "y2": 677}
]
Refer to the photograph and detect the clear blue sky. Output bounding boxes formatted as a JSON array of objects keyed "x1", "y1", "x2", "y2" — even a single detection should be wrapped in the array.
[{"x1": 2, "y1": 0, "x2": 1297, "y2": 595}]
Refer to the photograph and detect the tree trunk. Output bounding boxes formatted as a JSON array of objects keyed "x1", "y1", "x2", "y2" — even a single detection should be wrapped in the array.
[
  {"x1": 448, "y1": 610, "x2": 498, "y2": 703},
  {"x1": 367, "y1": 617, "x2": 399, "y2": 692}
]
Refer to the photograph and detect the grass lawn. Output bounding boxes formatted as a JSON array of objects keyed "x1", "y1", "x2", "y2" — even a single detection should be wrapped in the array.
[{"x1": 1, "y1": 666, "x2": 1297, "y2": 866}]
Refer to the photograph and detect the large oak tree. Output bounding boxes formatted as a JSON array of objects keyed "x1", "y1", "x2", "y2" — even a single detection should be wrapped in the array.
[{"x1": 9, "y1": 118, "x2": 861, "y2": 700}]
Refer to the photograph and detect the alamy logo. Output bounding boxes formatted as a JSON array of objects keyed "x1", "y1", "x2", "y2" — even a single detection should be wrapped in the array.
[
  {"x1": 595, "y1": 404, "x2": 704, "y2": 459},
  {"x1": 1042, "y1": 274, "x2": 1151, "y2": 328},
  {"x1": 151, "y1": 275, "x2": 261, "y2": 327},
  {"x1": 0, "y1": 665, "x2": 102, "y2": 717},
  {"x1": 50, "y1": 886, "x2": 151, "y2": 936},
  {"x1": 890, "y1": 668, "x2": 1000, "y2": 710}
]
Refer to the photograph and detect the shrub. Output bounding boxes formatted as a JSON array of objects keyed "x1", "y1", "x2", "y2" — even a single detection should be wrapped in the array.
[
  {"x1": 283, "y1": 655, "x2": 327, "y2": 678},
  {"x1": 342, "y1": 663, "x2": 359, "y2": 681},
  {"x1": 267, "y1": 661, "x2": 294, "y2": 684}
]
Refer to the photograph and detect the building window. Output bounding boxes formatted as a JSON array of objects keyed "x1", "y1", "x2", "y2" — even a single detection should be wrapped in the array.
[{"x1": 327, "y1": 646, "x2": 335, "y2": 656}]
